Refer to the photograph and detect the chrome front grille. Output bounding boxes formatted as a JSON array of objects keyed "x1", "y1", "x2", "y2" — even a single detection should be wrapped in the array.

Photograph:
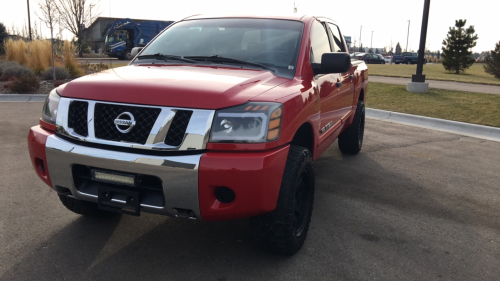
[
  {"x1": 164, "y1": 110, "x2": 193, "y2": 146},
  {"x1": 56, "y1": 98, "x2": 215, "y2": 151},
  {"x1": 94, "y1": 103, "x2": 162, "y2": 145},
  {"x1": 68, "y1": 101, "x2": 89, "y2": 137}
]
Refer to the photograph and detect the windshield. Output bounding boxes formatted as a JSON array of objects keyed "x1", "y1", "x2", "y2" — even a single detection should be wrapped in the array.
[
  {"x1": 106, "y1": 35, "x2": 116, "y2": 43},
  {"x1": 134, "y1": 18, "x2": 304, "y2": 79}
]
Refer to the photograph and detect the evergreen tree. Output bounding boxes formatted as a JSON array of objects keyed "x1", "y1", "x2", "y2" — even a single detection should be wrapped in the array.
[
  {"x1": 375, "y1": 48, "x2": 380, "y2": 54},
  {"x1": 395, "y1": 43, "x2": 402, "y2": 55},
  {"x1": 484, "y1": 41, "x2": 500, "y2": 78},
  {"x1": 359, "y1": 43, "x2": 363, "y2": 53},
  {"x1": 441, "y1": 19, "x2": 478, "y2": 74},
  {"x1": 0, "y1": 22, "x2": 8, "y2": 54}
]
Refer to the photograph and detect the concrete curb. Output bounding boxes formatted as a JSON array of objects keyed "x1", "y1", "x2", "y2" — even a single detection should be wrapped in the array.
[
  {"x1": 0, "y1": 94, "x2": 47, "y2": 102},
  {"x1": 367, "y1": 108, "x2": 500, "y2": 142}
]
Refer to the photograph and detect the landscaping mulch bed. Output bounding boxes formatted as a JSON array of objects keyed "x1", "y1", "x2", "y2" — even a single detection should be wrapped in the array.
[{"x1": 0, "y1": 79, "x2": 73, "y2": 95}]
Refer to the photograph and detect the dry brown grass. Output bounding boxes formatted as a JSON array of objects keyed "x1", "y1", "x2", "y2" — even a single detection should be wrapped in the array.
[
  {"x1": 28, "y1": 40, "x2": 52, "y2": 75},
  {"x1": 62, "y1": 41, "x2": 84, "y2": 77},
  {"x1": 4, "y1": 39, "x2": 85, "y2": 77},
  {"x1": 5, "y1": 39, "x2": 28, "y2": 66}
]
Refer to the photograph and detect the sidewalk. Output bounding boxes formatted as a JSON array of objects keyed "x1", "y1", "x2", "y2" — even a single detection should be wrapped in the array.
[{"x1": 371, "y1": 76, "x2": 500, "y2": 95}]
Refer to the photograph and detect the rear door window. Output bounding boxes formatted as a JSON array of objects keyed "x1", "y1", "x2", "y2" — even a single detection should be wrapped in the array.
[{"x1": 326, "y1": 23, "x2": 345, "y2": 52}]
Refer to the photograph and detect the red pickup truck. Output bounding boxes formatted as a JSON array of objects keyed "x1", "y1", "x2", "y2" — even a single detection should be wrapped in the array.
[{"x1": 28, "y1": 15, "x2": 368, "y2": 255}]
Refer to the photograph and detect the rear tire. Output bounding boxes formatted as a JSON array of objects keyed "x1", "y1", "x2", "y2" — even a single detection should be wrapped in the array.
[
  {"x1": 250, "y1": 145, "x2": 315, "y2": 255},
  {"x1": 58, "y1": 195, "x2": 114, "y2": 217},
  {"x1": 338, "y1": 100, "x2": 365, "y2": 154}
]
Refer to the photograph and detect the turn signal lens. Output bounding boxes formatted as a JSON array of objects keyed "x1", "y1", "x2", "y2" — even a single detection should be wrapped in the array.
[
  {"x1": 267, "y1": 107, "x2": 283, "y2": 141},
  {"x1": 267, "y1": 129, "x2": 280, "y2": 140},
  {"x1": 269, "y1": 118, "x2": 281, "y2": 130},
  {"x1": 270, "y1": 107, "x2": 282, "y2": 119}
]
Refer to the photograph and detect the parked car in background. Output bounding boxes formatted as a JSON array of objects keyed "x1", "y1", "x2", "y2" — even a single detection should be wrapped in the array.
[
  {"x1": 383, "y1": 56, "x2": 392, "y2": 64},
  {"x1": 392, "y1": 52, "x2": 427, "y2": 64},
  {"x1": 355, "y1": 53, "x2": 385, "y2": 64}
]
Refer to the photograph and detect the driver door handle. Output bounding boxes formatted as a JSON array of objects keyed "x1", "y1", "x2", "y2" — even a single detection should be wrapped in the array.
[{"x1": 350, "y1": 74, "x2": 354, "y2": 80}]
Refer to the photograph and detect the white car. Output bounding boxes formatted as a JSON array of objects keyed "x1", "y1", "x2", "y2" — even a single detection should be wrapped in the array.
[{"x1": 383, "y1": 56, "x2": 392, "y2": 64}]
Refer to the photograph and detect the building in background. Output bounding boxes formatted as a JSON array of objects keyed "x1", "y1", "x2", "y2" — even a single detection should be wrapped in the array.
[{"x1": 344, "y1": 36, "x2": 351, "y2": 51}]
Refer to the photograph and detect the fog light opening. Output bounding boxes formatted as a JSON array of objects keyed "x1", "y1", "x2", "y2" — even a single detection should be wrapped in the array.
[
  {"x1": 35, "y1": 158, "x2": 46, "y2": 177},
  {"x1": 215, "y1": 187, "x2": 235, "y2": 204}
]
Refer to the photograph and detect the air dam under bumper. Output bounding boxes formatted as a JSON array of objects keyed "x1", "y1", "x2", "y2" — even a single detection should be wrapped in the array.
[{"x1": 40, "y1": 133, "x2": 290, "y2": 221}]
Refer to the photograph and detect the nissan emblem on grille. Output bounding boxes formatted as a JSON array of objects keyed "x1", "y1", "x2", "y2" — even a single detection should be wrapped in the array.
[{"x1": 114, "y1": 112, "x2": 136, "y2": 133}]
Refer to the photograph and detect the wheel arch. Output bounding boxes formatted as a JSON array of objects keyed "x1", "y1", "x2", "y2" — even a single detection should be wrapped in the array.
[
  {"x1": 290, "y1": 122, "x2": 315, "y2": 155},
  {"x1": 359, "y1": 88, "x2": 365, "y2": 103}
]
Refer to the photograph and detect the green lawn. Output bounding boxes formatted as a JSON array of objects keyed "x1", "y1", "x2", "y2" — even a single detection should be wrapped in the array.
[
  {"x1": 108, "y1": 62, "x2": 129, "y2": 69},
  {"x1": 368, "y1": 63, "x2": 500, "y2": 86},
  {"x1": 366, "y1": 82, "x2": 500, "y2": 127}
]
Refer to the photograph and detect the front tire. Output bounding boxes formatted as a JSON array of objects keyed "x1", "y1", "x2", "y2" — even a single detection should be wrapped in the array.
[
  {"x1": 250, "y1": 145, "x2": 315, "y2": 255},
  {"x1": 338, "y1": 100, "x2": 365, "y2": 154},
  {"x1": 58, "y1": 195, "x2": 114, "y2": 217}
]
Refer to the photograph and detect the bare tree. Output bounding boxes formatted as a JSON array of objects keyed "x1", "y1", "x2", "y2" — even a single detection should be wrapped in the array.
[
  {"x1": 56, "y1": 0, "x2": 100, "y2": 57},
  {"x1": 37, "y1": 0, "x2": 59, "y2": 82}
]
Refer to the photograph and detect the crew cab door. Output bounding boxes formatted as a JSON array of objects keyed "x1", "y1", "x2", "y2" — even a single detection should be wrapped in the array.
[
  {"x1": 310, "y1": 21, "x2": 344, "y2": 142},
  {"x1": 326, "y1": 22, "x2": 354, "y2": 122}
]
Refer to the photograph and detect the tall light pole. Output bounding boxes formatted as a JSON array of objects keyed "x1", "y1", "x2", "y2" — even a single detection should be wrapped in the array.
[
  {"x1": 359, "y1": 25, "x2": 362, "y2": 52},
  {"x1": 27, "y1": 0, "x2": 32, "y2": 40},
  {"x1": 408, "y1": 0, "x2": 431, "y2": 93},
  {"x1": 90, "y1": 4, "x2": 95, "y2": 52},
  {"x1": 371, "y1": 31, "x2": 373, "y2": 52},
  {"x1": 406, "y1": 20, "x2": 410, "y2": 52}
]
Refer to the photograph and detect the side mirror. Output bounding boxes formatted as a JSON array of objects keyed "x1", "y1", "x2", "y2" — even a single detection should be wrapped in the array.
[
  {"x1": 131, "y1": 47, "x2": 143, "y2": 57},
  {"x1": 317, "y1": 53, "x2": 351, "y2": 74}
]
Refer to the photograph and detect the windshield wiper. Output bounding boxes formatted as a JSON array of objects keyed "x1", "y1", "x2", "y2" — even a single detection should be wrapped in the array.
[
  {"x1": 137, "y1": 53, "x2": 197, "y2": 64},
  {"x1": 185, "y1": 55, "x2": 275, "y2": 72}
]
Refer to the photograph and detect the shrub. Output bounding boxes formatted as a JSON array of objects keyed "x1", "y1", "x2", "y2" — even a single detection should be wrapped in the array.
[
  {"x1": 0, "y1": 63, "x2": 34, "y2": 81},
  {"x1": 29, "y1": 40, "x2": 52, "y2": 75},
  {"x1": 0, "y1": 60, "x2": 21, "y2": 77},
  {"x1": 4, "y1": 39, "x2": 28, "y2": 66},
  {"x1": 42, "y1": 66, "x2": 70, "y2": 80},
  {"x1": 8, "y1": 75, "x2": 40, "y2": 93}
]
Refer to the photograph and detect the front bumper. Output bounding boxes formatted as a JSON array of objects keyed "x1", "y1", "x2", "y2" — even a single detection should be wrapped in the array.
[{"x1": 27, "y1": 126, "x2": 289, "y2": 221}]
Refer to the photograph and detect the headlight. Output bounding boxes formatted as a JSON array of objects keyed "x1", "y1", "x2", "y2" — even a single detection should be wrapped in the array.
[
  {"x1": 42, "y1": 89, "x2": 60, "y2": 124},
  {"x1": 209, "y1": 102, "x2": 283, "y2": 143}
]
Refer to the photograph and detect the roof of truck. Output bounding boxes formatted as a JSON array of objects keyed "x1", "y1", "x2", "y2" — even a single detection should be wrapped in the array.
[{"x1": 182, "y1": 14, "x2": 311, "y2": 22}]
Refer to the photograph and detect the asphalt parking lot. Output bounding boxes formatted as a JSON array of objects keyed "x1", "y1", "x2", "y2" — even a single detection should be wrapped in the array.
[{"x1": 1, "y1": 102, "x2": 499, "y2": 281}]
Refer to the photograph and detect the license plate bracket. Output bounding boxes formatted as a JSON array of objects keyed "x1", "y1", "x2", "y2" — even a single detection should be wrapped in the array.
[{"x1": 98, "y1": 185, "x2": 140, "y2": 216}]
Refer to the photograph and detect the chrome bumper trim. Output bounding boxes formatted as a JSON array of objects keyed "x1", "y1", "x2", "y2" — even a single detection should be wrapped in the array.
[{"x1": 45, "y1": 135, "x2": 203, "y2": 220}]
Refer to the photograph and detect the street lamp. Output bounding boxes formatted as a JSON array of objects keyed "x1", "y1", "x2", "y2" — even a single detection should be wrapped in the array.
[
  {"x1": 407, "y1": 0, "x2": 431, "y2": 93},
  {"x1": 406, "y1": 20, "x2": 410, "y2": 52},
  {"x1": 27, "y1": 0, "x2": 32, "y2": 40},
  {"x1": 359, "y1": 25, "x2": 362, "y2": 52},
  {"x1": 371, "y1": 31, "x2": 373, "y2": 52}
]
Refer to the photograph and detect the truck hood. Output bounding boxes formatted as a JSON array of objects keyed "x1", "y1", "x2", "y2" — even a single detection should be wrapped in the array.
[{"x1": 57, "y1": 65, "x2": 289, "y2": 109}]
